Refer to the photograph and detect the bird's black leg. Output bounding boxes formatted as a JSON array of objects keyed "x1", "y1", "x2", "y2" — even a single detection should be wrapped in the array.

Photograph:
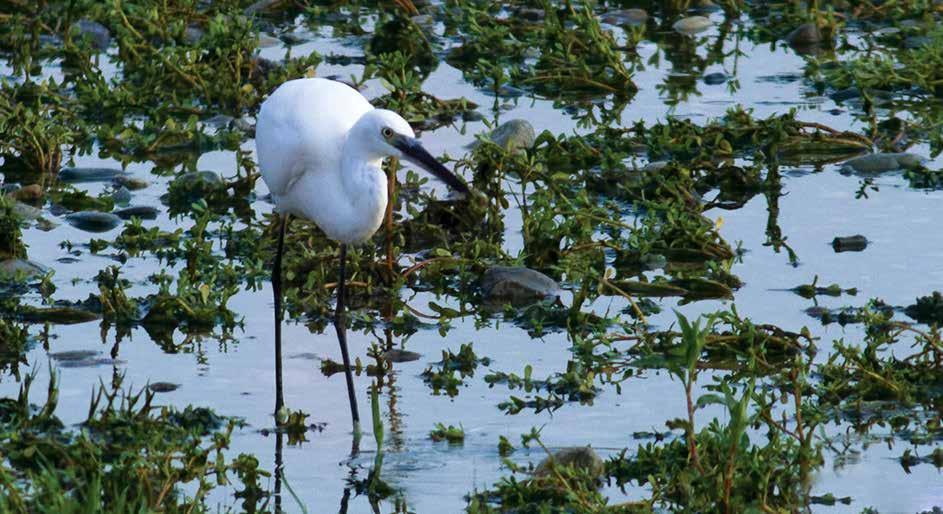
[
  {"x1": 334, "y1": 243, "x2": 362, "y2": 450},
  {"x1": 273, "y1": 214, "x2": 289, "y2": 421}
]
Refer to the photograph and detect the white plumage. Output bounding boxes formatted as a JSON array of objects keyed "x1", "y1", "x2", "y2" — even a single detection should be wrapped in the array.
[{"x1": 255, "y1": 77, "x2": 468, "y2": 443}]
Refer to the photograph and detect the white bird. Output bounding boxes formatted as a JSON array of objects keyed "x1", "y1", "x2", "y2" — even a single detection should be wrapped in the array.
[{"x1": 256, "y1": 77, "x2": 468, "y2": 443}]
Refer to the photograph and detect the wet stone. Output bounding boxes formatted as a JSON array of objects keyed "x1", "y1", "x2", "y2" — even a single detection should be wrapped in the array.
[
  {"x1": 534, "y1": 446, "x2": 604, "y2": 479},
  {"x1": 904, "y1": 36, "x2": 931, "y2": 49},
  {"x1": 479, "y1": 119, "x2": 535, "y2": 153},
  {"x1": 50, "y1": 350, "x2": 99, "y2": 362},
  {"x1": 183, "y1": 25, "x2": 204, "y2": 44},
  {"x1": 672, "y1": 16, "x2": 712, "y2": 35},
  {"x1": 841, "y1": 153, "x2": 923, "y2": 174},
  {"x1": 642, "y1": 161, "x2": 668, "y2": 173},
  {"x1": 8, "y1": 184, "x2": 42, "y2": 202},
  {"x1": 59, "y1": 167, "x2": 125, "y2": 183},
  {"x1": 482, "y1": 266, "x2": 560, "y2": 304},
  {"x1": 113, "y1": 175, "x2": 149, "y2": 190},
  {"x1": 832, "y1": 235, "x2": 868, "y2": 253},
  {"x1": 114, "y1": 206, "x2": 159, "y2": 220},
  {"x1": 0, "y1": 259, "x2": 49, "y2": 280},
  {"x1": 65, "y1": 211, "x2": 122, "y2": 233},
  {"x1": 602, "y1": 8, "x2": 648, "y2": 25},
  {"x1": 786, "y1": 23, "x2": 822, "y2": 46},
  {"x1": 72, "y1": 19, "x2": 111, "y2": 51},
  {"x1": 829, "y1": 87, "x2": 860, "y2": 103},
  {"x1": 516, "y1": 7, "x2": 545, "y2": 22},
  {"x1": 462, "y1": 110, "x2": 485, "y2": 122},
  {"x1": 149, "y1": 382, "x2": 180, "y2": 393},
  {"x1": 112, "y1": 186, "x2": 132, "y2": 205},
  {"x1": 382, "y1": 349, "x2": 422, "y2": 363},
  {"x1": 703, "y1": 72, "x2": 727, "y2": 85}
]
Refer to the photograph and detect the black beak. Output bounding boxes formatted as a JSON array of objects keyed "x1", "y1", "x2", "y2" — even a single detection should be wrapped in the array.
[{"x1": 394, "y1": 136, "x2": 469, "y2": 195}]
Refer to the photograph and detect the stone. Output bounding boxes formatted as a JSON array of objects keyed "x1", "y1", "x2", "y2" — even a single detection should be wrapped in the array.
[
  {"x1": 12, "y1": 202, "x2": 42, "y2": 220},
  {"x1": 8, "y1": 184, "x2": 42, "y2": 202},
  {"x1": 602, "y1": 8, "x2": 648, "y2": 25},
  {"x1": 183, "y1": 25, "x2": 204, "y2": 44},
  {"x1": 19, "y1": 306, "x2": 99, "y2": 324},
  {"x1": 477, "y1": 119, "x2": 535, "y2": 153},
  {"x1": 59, "y1": 167, "x2": 125, "y2": 183},
  {"x1": 65, "y1": 211, "x2": 122, "y2": 233},
  {"x1": 642, "y1": 161, "x2": 668, "y2": 173},
  {"x1": 703, "y1": 72, "x2": 727, "y2": 85},
  {"x1": 0, "y1": 259, "x2": 49, "y2": 280},
  {"x1": 672, "y1": 16, "x2": 712, "y2": 35},
  {"x1": 112, "y1": 186, "x2": 132, "y2": 205},
  {"x1": 482, "y1": 266, "x2": 559, "y2": 304},
  {"x1": 73, "y1": 19, "x2": 111, "y2": 51},
  {"x1": 840, "y1": 153, "x2": 924, "y2": 174},
  {"x1": 786, "y1": 23, "x2": 822, "y2": 46},
  {"x1": 148, "y1": 382, "x2": 180, "y2": 393},
  {"x1": 382, "y1": 349, "x2": 422, "y2": 363},
  {"x1": 114, "y1": 206, "x2": 159, "y2": 220},
  {"x1": 832, "y1": 235, "x2": 868, "y2": 253},
  {"x1": 534, "y1": 446, "x2": 604, "y2": 479},
  {"x1": 113, "y1": 175, "x2": 149, "y2": 190},
  {"x1": 50, "y1": 350, "x2": 100, "y2": 361}
]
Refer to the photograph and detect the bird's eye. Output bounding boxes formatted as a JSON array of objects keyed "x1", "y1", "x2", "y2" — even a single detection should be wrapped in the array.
[{"x1": 381, "y1": 127, "x2": 394, "y2": 139}]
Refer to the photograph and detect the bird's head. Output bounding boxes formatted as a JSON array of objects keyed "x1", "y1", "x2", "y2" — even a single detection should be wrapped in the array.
[{"x1": 350, "y1": 109, "x2": 469, "y2": 195}]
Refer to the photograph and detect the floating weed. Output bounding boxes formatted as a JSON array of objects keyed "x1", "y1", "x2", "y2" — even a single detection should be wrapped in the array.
[
  {"x1": 790, "y1": 275, "x2": 857, "y2": 300},
  {"x1": 486, "y1": 361, "x2": 598, "y2": 414},
  {"x1": 421, "y1": 342, "x2": 490, "y2": 396},
  {"x1": 430, "y1": 423, "x2": 465, "y2": 444}
]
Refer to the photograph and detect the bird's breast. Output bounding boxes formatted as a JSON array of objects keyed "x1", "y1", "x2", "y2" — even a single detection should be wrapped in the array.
[{"x1": 288, "y1": 164, "x2": 388, "y2": 246}]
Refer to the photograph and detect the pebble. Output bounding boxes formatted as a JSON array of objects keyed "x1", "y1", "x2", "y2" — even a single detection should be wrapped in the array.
[
  {"x1": 59, "y1": 167, "x2": 125, "y2": 183},
  {"x1": 65, "y1": 211, "x2": 123, "y2": 233},
  {"x1": 786, "y1": 23, "x2": 822, "y2": 46},
  {"x1": 840, "y1": 153, "x2": 924, "y2": 174},
  {"x1": 601, "y1": 8, "x2": 648, "y2": 25},
  {"x1": 477, "y1": 119, "x2": 535, "y2": 153},
  {"x1": 703, "y1": 72, "x2": 727, "y2": 85},
  {"x1": 113, "y1": 175, "x2": 149, "y2": 190},
  {"x1": 672, "y1": 16, "x2": 712, "y2": 35},
  {"x1": 832, "y1": 235, "x2": 868, "y2": 253},
  {"x1": 72, "y1": 19, "x2": 111, "y2": 51},
  {"x1": 114, "y1": 206, "x2": 160, "y2": 220},
  {"x1": 112, "y1": 186, "x2": 132, "y2": 205},
  {"x1": 481, "y1": 266, "x2": 560, "y2": 304},
  {"x1": 382, "y1": 349, "x2": 422, "y2": 363},
  {"x1": 0, "y1": 259, "x2": 49, "y2": 280},
  {"x1": 8, "y1": 184, "x2": 42, "y2": 202},
  {"x1": 148, "y1": 382, "x2": 180, "y2": 393},
  {"x1": 534, "y1": 446, "x2": 604, "y2": 479}
]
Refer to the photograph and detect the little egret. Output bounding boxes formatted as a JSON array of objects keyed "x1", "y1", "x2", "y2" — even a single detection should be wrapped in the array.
[{"x1": 256, "y1": 77, "x2": 468, "y2": 442}]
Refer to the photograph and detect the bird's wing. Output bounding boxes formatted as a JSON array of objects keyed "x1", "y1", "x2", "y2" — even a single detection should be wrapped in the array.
[{"x1": 256, "y1": 78, "x2": 373, "y2": 200}]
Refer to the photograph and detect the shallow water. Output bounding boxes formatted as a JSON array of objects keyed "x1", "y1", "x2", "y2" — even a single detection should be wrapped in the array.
[{"x1": 3, "y1": 5, "x2": 943, "y2": 514}]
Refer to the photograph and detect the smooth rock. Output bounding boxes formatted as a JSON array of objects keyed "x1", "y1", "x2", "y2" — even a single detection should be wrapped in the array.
[
  {"x1": 382, "y1": 349, "x2": 422, "y2": 363},
  {"x1": 602, "y1": 8, "x2": 648, "y2": 25},
  {"x1": 703, "y1": 72, "x2": 727, "y2": 85},
  {"x1": 183, "y1": 25, "x2": 204, "y2": 44},
  {"x1": 672, "y1": 16, "x2": 712, "y2": 35},
  {"x1": 534, "y1": 447, "x2": 604, "y2": 479},
  {"x1": 179, "y1": 170, "x2": 223, "y2": 186},
  {"x1": 20, "y1": 306, "x2": 99, "y2": 324},
  {"x1": 829, "y1": 87, "x2": 860, "y2": 103},
  {"x1": 516, "y1": 7, "x2": 545, "y2": 22},
  {"x1": 258, "y1": 33, "x2": 281, "y2": 48},
  {"x1": 114, "y1": 206, "x2": 159, "y2": 220},
  {"x1": 50, "y1": 350, "x2": 100, "y2": 361},
  {"x1": 8, "y1": 184, "x2": 42, "y2": 201},
  {"x1": 642, "y1": 161, "x2": 669, "y2": 172},
  {"x1": 904, "y1": 36, "x2": 931, "y2": 49},
  {"x1": 113, "y1": 175, "x2": 149, "y2": 190},
  {"x1": 149, "y1": 382, "x2": 180, "y2": 393},
  {"x1": 112, "y1": 186, "x2": 132, "y2": 205},
  {"x1": 65, "y1": 211, "x2": 122, "y2": 233},
  {"x1": 12, "y1": 202, "x2": 42, "y2": 220},
  {"x1": 482, "y1": 266, "x2": 559, "y2": 304},
  {"x1": 479, "y1": 119, "x2": 535, "y2": 153},
  {"x1": 786, "y1": 23, "x2": 822, "y2": 46},
  {"x1": 832, "y1": 235, "x2": 868, "y2": 253},
  {"x1": 840, "y1": 153, "x2": 924, "y2": 174},
  {"x1": 73, "y1": 19, "x2": 111, "y2": 51},
  {"x1": 0, "y1": 259, "x2": 49, "y2": 280},
  {"x1": 59, "y1": 167, "x2": 125, "y2": 183}
]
